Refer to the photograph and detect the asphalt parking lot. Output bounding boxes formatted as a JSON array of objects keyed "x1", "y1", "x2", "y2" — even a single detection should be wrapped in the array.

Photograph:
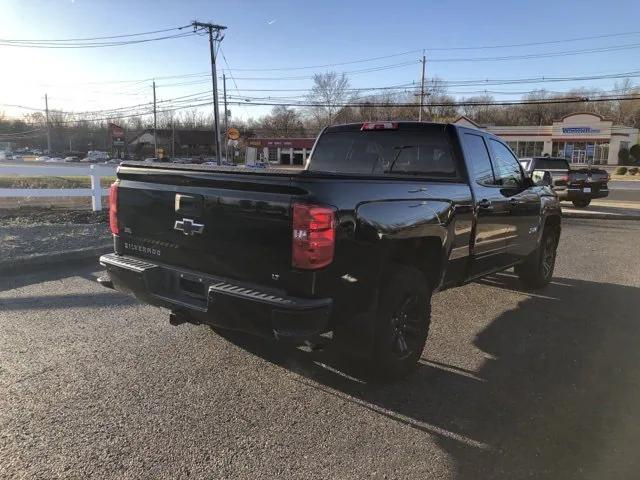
[{"x1": 1, "y1": 218, "x2": 639, "y2": 479}]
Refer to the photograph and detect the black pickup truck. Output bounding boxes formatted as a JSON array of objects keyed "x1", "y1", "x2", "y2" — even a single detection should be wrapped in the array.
[
  {"x1": 100, "y1": 122, "x2": 561, "y2": 378},
  {"x1": 519, "y1": 156, "x2": 609, "y2": 208}
]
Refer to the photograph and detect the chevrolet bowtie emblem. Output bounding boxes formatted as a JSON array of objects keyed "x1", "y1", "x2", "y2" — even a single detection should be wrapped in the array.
[{"x1": 174, "y1": 218, "x2": 204, "y2": 236}]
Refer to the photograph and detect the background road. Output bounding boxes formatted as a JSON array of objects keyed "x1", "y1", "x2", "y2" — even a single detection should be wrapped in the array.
[
  {"x1": 607, "y1": 181, "x2": 640, "y2": 203},
  {"x1": 1, "y1": 218, "x2": 640, "y2": 479}
]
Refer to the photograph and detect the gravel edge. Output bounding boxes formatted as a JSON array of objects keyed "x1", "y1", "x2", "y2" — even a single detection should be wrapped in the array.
[{"x1": 0, "y1": 244, "x2": 112, "y2": 274}]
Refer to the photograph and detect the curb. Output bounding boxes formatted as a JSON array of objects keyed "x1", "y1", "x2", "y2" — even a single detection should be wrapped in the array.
[
  {"x1": 562, "y1": 211, "x2": 640, "y2": 221},
  {"x1": 0, "y1": 244, "x2": 112, "y2": 274}
]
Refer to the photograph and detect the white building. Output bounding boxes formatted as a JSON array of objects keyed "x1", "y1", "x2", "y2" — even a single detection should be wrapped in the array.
[{"x1": 454, "y1": 112, "x2": 639, "y2": 165}]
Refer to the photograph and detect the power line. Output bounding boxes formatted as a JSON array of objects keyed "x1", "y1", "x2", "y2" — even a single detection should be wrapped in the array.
[
  {"x1": 0, "y1": 32, "x2": 196, "y2": 49},
  {"x1": 0, "y1": 25, "x2": 191, "y2": 42},
  {"x1": 198, "y1": 31, "x2": 640, "y2": 72},
  {"x1": 219, "y1": 46, "x2": 241, "y2": 94}
]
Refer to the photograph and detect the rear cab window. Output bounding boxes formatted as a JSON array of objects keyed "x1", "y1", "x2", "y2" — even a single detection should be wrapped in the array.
[
  {"x1": 308, "y1": 124, "x2": 459, "y2": 178},
  {"x1": 531, "y1": 158, "x2": 570, "y2": 170}
]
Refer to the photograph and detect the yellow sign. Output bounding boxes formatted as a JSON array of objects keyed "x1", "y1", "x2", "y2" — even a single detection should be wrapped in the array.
[{"x1": 227, "y1": 127, "x2": 240, "y2": 140}]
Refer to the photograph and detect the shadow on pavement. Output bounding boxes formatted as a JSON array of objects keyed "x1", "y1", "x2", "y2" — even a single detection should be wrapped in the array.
[
  {"x1": 215, "y1": 274, "x2": 640, "y2": 479},
  {"x1": 0, "y1": 259, "x2": 103, "y2": 294},
  {"x1": 0, "y1": 290, "x2": 137, "y2": 311}
]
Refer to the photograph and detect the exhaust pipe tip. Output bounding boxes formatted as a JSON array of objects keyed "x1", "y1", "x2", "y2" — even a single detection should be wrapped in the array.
[
  {"x1": 97, "y1": 274, "x2": 114, "y2": 290},
  {"x1": 169, "y1": 312, "x2": 187, "y2": 326}
]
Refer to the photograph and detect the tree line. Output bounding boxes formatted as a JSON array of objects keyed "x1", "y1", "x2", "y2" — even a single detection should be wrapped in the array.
[{"x1": 1, "y1": 72, "x2": 639, "y2": 155}]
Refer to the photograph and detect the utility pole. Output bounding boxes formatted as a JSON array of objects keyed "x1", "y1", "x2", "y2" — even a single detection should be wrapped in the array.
[
  {"x1": 416, "y1": 52, "x2": 426, "y2": 122},
  {"x1": 44, "y1": 93, "x2": 51, "y2": 153},
  {"x1": 223, "y1": 73, "x2": 229, "y2": 162},
  {"x1": 192, "y1": 20, "x2": 227, "y2": 165},
  {"x1": 152, "y1": 80, "x2": 157, "y2": 157}
]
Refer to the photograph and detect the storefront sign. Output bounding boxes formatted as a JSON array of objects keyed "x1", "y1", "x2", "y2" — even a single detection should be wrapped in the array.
[{"x1": 561, "y1": 127, "x2": 600, "y2": 134}]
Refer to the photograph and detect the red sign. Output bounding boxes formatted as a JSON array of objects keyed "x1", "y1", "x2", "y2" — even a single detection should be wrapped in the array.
[{"x1": 109, "y1": 123, "x2": 125, "y2": 138}]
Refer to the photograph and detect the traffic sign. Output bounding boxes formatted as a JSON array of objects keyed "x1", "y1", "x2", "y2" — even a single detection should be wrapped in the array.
[{"x1": 227, "y1": 128, "x2": 240, "y2": 140}]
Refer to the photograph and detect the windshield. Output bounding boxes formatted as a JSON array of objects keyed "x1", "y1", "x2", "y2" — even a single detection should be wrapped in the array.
[{"x1": 309, "y1": 128, "x2": 458, "y2": 177}]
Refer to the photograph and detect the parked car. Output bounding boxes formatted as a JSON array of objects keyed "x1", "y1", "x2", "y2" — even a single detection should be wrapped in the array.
[
  {"x1": 520, "y1": 156, "x2": 609, "y2": 208},
  {"x1": 35, "y1": 156, "x2": 51, "y2": 162},
  {"x1": 63, "y1": 156, "x2": 80, "y2": 162},
  {"x1": 45, "y1": 157, "x2": 64, "y2": 162},
  {"x1": 99, "y1": 121, "x2": 562, "y2": 379}
]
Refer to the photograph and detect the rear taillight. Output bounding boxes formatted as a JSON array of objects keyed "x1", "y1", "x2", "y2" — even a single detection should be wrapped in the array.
[
  {"x1": 292, "y1": 203, "x2": 335, "y2": 269},
  {"x1": 109, "y1": 182, "x2": 119, "y2": 235},
  {"x1": 361, "y1": 122, "x2": 398, "y2": 131}
]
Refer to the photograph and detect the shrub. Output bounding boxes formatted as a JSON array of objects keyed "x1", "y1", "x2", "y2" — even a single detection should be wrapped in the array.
[
  {"x1": 630, "y1": 144, "x2": 640, "y2": 163},
  {"x1": 628, "y1": 167, "x2": 639, "y2": 175},
  {"x1": 615, "y1": 167, "x2": 628, "y2": 175}
]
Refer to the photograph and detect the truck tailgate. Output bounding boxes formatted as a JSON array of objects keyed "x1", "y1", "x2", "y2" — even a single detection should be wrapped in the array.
[{"x1": 115, "y1": 165, "x2": 305, "y2": 287}]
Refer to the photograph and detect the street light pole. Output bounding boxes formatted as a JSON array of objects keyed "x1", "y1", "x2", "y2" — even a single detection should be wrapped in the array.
[
  {"x1": 223, "y1": 73, "x2": 229, "y2": 162},
  {"x1": 418, "y1": 53, "x2": 426, "y2": 122},
  {"x1": 44, "y1": 93, "x2": 51, "y2": 153},
  {"x1": 152, "y1": 80, "x2": 157, "y2": 157}
]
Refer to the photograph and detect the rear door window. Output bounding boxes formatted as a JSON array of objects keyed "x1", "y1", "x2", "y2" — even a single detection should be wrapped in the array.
[
  {"x1": 489, "y1": 139, "x2": 524, "y2": 188},
  {"x1": 309, "y1": 127, "x2": 458, "y2": 177},
  {"x1": 461, "y1": 133, "x2": 495, "y2": 185}
]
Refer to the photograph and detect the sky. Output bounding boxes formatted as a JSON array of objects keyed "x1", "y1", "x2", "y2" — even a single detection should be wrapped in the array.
[{"x1": 1, "y1": 0, "x2": 639, "y2": 122}]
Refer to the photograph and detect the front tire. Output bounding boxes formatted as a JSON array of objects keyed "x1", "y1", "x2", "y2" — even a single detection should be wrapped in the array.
[
  {"x1": 515, "y1": 227, "x2": 558, "y2": 290},
  {"x1": 572, "y1": 199, "x2": 591, "y2": 208},
  {"x1": 372, "y1": 265, "x2": 432, "y2": 379}
]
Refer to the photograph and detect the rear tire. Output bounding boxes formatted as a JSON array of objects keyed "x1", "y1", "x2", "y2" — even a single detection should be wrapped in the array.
[
  {"x1": 572, "y1": 199, "x2": 591, "y2": 208},
  {"x1": 372, "y1": 265, "x2": 432, "y2": 380},
  {"x1": 515, "y1": 227, "x2": 558, "y2": 290}
]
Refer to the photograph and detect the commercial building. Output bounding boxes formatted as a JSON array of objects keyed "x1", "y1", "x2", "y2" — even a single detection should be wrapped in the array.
[
  {"x1": 454, "y1": 112, "x2": 639, "y2": 165},
  {"x1": 128, "y1": 129, "x2": 215, "y2": 157},
  {"x1": 246, "y1": 138, "x2": 315, "y2": 165}
]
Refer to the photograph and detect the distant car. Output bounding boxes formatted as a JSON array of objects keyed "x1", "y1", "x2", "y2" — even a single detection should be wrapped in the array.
[
  {"x1": 63, "y1": 156, "x2": 80, "y2": 162},
  {"x1": 36, "y1": 156, "x2": 51, "y2": 162},
  {"x1": 143, "y1": 157, "x2": 160, "y2": 163},
  {"x1": 11, "y1": 154, "x2": 23, "y2": 161},
  {"x1": 45, "y1": 157, "x2": 64, "y2": 162}
]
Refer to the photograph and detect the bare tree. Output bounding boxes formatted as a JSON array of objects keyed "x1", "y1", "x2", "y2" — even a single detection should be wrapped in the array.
[
  {"x1": 258, "y1": 106, "x2": 305, "y2": 137},
  {"x1": 305, "y1": 72, "x2": 351, "y2": 129}
]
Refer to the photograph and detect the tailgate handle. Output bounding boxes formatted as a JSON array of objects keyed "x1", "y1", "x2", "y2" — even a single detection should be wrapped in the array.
[{"x1": 175, "y1": 194, "x2": 203, "y2": 216}]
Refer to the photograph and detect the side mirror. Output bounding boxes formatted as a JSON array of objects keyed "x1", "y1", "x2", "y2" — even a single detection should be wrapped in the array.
[{"x1": 531, "y1": 170, "x2": 552, "y2": 186}]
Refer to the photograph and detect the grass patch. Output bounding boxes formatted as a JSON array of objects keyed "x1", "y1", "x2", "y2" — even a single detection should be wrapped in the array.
[{"x1": 0, "y1": 176, "x2": 116, "y2": 189}]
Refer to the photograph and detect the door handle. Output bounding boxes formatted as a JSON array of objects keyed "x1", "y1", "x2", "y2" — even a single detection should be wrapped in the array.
[
  {"x1": 478, "y1": 199, "x2": 492, "y2": 209},
  {"x1": 508, "y1": 197, "x2": 520, "y2": 206}
]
